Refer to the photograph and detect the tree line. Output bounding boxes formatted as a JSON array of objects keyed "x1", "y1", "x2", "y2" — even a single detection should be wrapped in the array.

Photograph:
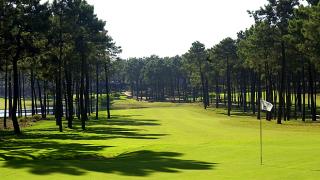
[
  {"x1": 0, "y1": 0, "x2": 120, "y2": 134},
  {"x1": 1, "y1": 0, "x2": 320, "y2": 135},
  {"x1": 113, "y1": 0, "x2": 320, "y2": 124}
]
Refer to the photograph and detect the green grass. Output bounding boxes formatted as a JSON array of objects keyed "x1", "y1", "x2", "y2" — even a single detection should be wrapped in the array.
[
  {"x1": 0, "y1": 98, "x2": 34, "y2": 109},
  {"x1": 1, "y1": 97, "x2": 320, "y2": 179},
  {"x1": 111, "y1": 95, "x2": 189, "y2": 109}
]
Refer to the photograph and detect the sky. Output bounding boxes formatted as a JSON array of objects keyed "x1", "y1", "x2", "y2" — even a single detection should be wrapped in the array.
[{"x1": 84, "y1": 0, "x2": 268, "y2": 59}]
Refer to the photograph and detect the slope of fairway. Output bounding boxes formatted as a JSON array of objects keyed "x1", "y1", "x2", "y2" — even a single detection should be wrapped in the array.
[{"x1": 1, "y1": 99, "x2": 320, "y2": 179}]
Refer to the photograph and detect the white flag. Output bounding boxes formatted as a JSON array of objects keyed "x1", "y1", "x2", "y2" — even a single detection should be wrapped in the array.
[{"x1": 261, "y1": 99, "x2": 273, "y2": 112}]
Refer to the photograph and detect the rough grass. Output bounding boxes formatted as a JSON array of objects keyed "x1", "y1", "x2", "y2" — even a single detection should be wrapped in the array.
[{"x1": 0, "y1": 97, "x2": 320, "y2": 179}]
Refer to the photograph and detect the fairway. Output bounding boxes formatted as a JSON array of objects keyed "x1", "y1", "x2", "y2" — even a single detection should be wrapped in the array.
[{"x1": 1, "y1": 99, "x2": 320, "y2": 179}]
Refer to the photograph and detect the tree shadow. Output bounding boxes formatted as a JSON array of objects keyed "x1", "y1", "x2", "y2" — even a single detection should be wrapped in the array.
[
  {"x1": 16, "y1": 126, "x2": 167, "y2": 141},
  {"x1": 111, "y1": 106, "x2": 149, "y2": 110},
  {"x1": 13, "y1": 115, "x2": 165, "y2": 141},
  {"x1": 1, "y1": 114, "x2": 215, "y2": 177},
  {"x1": 0, "y1": 130, "x2": 15, "y2": 138},
  {"x1": 92, "y1": 114, "x2": 161, "y2": 126},
  {"x1": 0, "y1": 140, "x2": 112, "y2": 161},
  {"x1": 216, "y1": 110, "x2": 259, "y2": 117},
  {"x1": 2, "y1": 149, "x2": 216, "y2": 176}
]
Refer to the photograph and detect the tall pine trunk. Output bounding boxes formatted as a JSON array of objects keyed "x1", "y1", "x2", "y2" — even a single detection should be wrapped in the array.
[
  {"x1": 37, "y1": 80, "x2": 44, "y2": 119},
  {"x1": 80, "y1": 54, "x2": 87, "y2": 129},
  {"x1": 65, "y1": 63, "x2": 73, "y2": 128},
  {"x1": 56, "y1": 13, "x2": 63, "y2": 132},
  {"x1": 200, "y1": 70, "x2": 207, "y2": 109},
  {"x1": 33, "y1": 78, "x2": 38, "y2": 115},
  {"x1": 251, "y1": 71, "x2": 256, "y2": 114},
  {"x1": 286, "y1": 75, "x2": 292, "y2": 121},
  {"x1": 85, "y1": 71, "x2": 90, "y2": 117},
  {"x1": 205, "y1": 77, "x2": 209, "y2": 107},
  {"x1": 11, "y1": 41, "x2": 21, "y2": 135},
  {"x1": 227, "y1": 57, "x2": 231, "y2": 116},
  {"x1": 95, "y1": 63, "x2": 99, "y2": 120},
  {"x1": 30, "y1": 68, "x2": 35, "y2": 116},
  {"x1": 242, "y1": 70, "x2": 247, "y2": 112},
  {"x1": 105, "y1": 62, "x2": 111, "y2": 119},
  {"x1": 22, "y1": 74, "x2": 26, "y2": 117},
  {"x1": 43, "y1": 82, "x2": 47, "y2": 118},
  {"x1": 302, "y1": 59, "x2": 306, "y2": 121},
  {"x1": 257, "y1": 72, "x2": 261, "y2": 120},
  {"x1": 4, "y1": 59, "x2": 8, "y2": 128},
  {"x1": 309, "y1": 63, "x2": 316, "y2": 121},
  {"x1": 8, "y1": 70, "x2": 12, "y2": 118},
  {"x1": 216, "y1": 74, "x2": 219, "y2": 108},
  {"x1": 18, "y1": 71, "x2": 22, "y2": 117},
  {"x1": 277, "y1": 41, "x2": 286, "y2": 124}
]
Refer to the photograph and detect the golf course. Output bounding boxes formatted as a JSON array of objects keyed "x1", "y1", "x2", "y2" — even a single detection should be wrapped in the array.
[
  {"x1": 2, "y1": 0, "x2": 320, "y2": 179},
  {"x1": 1, "y1": 96, "x2": 320, "y2": 179}
]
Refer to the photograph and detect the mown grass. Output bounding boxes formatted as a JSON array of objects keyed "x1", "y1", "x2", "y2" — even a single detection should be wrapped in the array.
[
  {"x1": 111, "y1": 95, "x2": 192, "y2": 110},
  {"x1": 0, "y1": 98, "x2": 34, "y2": 109},
  {"x1": 0, "y1": 96, "x2": 320, "y2": 179}
]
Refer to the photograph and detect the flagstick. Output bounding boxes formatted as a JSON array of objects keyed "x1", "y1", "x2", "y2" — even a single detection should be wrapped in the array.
[
  {"x1": 260, "y1": 115, "x2": 263, "y2": 165},
  {"x1": 259, "y1": 98, "x2": 263, "y2": 166},
  {"x1": 259, "y1": 99, "x2": 273, "y2": 166}
]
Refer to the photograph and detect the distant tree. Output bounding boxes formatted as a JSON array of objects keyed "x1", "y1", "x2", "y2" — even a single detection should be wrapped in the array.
[
  {"x1": 183, "y1": 41, "x2": 209, "y2": 109},
  {"x1": 250, "y1": 0, "x2": 300, "y2": 124},
  {"x1": 212, "y1": 38, "x2": 237, "y2": 116},
  {"x1": 237, "y1": 22, "x2": 279, "y2": 120}
]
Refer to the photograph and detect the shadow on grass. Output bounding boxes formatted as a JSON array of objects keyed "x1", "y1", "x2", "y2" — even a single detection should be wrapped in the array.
[
  {"x1": 216, "y1": 109, "x2": 259, "y2": 117},
  {"x1": 0, "y1": 130, "x2": 15, "y2": 137},
  {"x1": 12, "y1": 115, "x2": 166, "y2": 141},
  {"x1": 0, "y1": 140, "x2": 112, "y2": 161},
  {"x1": 93, "y1": 114, "x2": 161, "y2": 126},
  {"x1": 16, "y1": 126, "x2": 167, "y2": 141},
  {"x1": 112, "y1": 106, "x2": 149, "y2": 110},
  {"x1": 0, "y1": 114, "x2": 215, "y2": 177},
  {"x1": 2, "y1": 149, "x2": 216, "y2": 176}
]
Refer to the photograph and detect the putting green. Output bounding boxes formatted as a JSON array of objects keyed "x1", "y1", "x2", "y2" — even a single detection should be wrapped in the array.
[{"x1": 1, "y1": 99, "x2": 320, "y2": 179}]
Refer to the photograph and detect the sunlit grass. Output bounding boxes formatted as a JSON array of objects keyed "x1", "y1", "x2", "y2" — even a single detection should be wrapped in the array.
[{"x1": 0, "y1": 97, "x2": 320, "y2": 179}]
